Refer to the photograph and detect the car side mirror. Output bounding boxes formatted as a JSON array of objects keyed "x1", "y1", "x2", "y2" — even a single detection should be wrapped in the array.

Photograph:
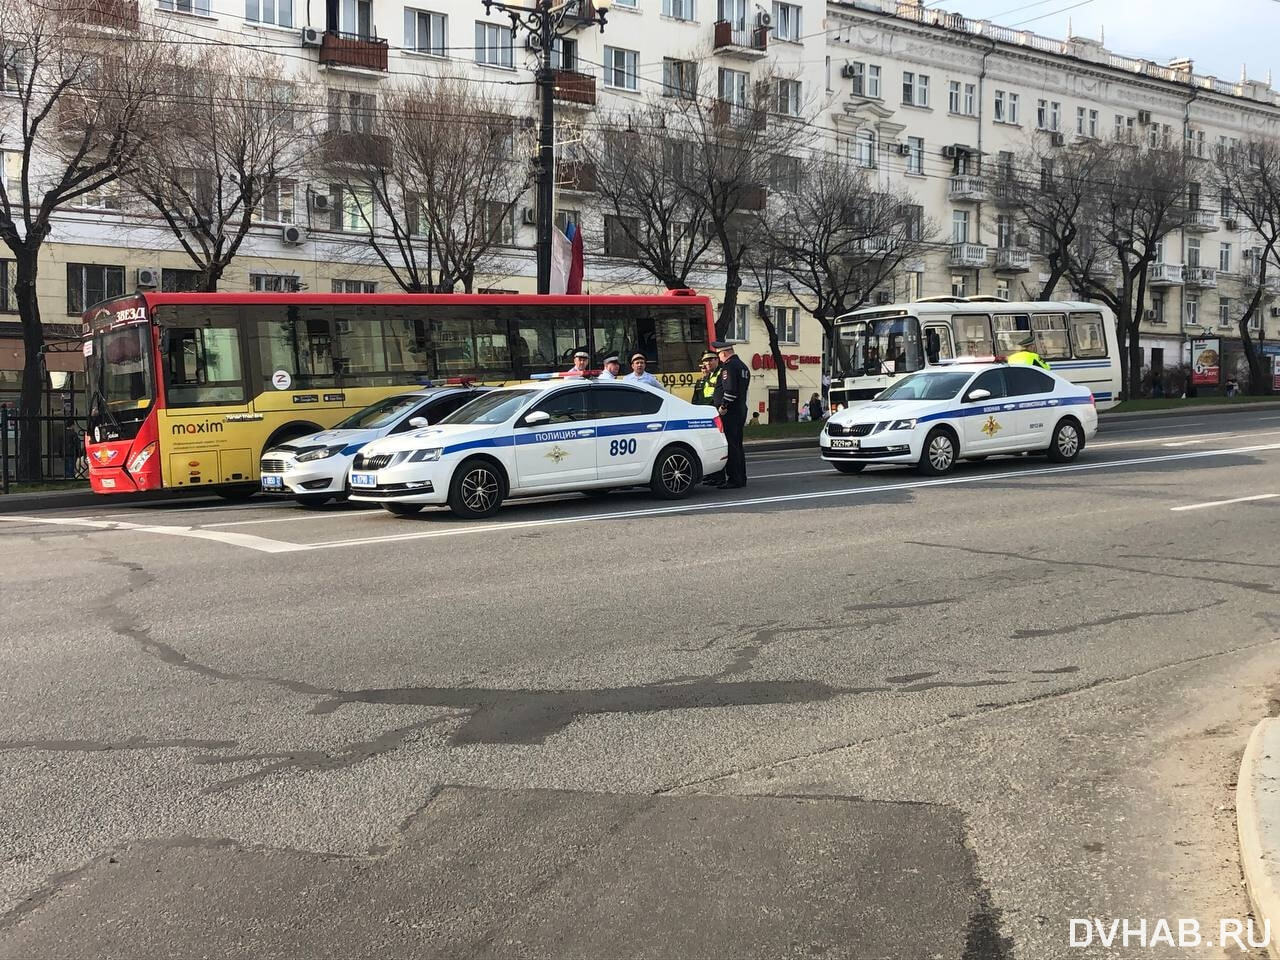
[
  {"x1": 965, "y1": 388, "x2": 992, "y2": 402},
  {"x1": 408, "y1": 417, "x2": 429, "y2": 429},
  {"x1": 523, "y1": 410, "x2": 551, "y2": 427}
]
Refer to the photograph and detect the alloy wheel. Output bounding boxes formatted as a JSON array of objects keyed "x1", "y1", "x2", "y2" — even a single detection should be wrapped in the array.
[
  {"x1": 461, "y1": 468, "x2": 499, "y2": 512},
  {"x1": 661, "y1": 453, "x2": 694, "y2": 495}
]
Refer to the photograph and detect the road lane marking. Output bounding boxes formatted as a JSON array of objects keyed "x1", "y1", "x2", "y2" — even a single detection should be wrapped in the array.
[
  {"x1": 203, "y1": 511, "x2": 380, "y2": 528},
  {"x1": 1170, "y1": 493, "x2": 1278, "y2": 512},
  {"x1": 0, "y1": 515, "x2": 309, "y2": 552}
]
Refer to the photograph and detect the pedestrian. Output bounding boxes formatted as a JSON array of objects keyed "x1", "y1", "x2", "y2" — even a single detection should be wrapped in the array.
[
  {"x1": 624, "y1": 352, "x2": 663, "y2": 389},
  {"x1": 691, "y1": 350, "x2": 721, "y2": 405},
  {"x1": 598, "y1": 356, "x2": 621, "y2": 380},
  {"x1": 808, "y1": 392, "x2": 823, "y2": 421},
  {"x1": 565, "y1": 350, "x2": 590, "y2": 377},
  {"x1": 748, "y1": 412, "x2": 761, "y2": 428},
  {"x1": 712, "y1": 339, "x2": 750, "y2": 488},
  {"x1": 1225, "y1": 377, "x2": 1239, "y2": 398}
]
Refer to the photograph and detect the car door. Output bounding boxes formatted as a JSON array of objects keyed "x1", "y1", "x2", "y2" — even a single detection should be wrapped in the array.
[
  {"x1": 588, "y1": 385, "x2": 667, "y2": 482},
  {"x1": 512, "y1": 387, "x2": 598, "y2": 489},
  {"x1": 1004, "y1": 367, "x2": 1060, "y2": 450},
  {"x1": 960, "y1": 369, "x2": 1020, "y2": 454}
]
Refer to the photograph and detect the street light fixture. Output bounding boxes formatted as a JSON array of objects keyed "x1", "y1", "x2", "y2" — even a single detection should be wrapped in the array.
[{"x1": 482, "y1": 0, "x2": 609, "y2": 295}]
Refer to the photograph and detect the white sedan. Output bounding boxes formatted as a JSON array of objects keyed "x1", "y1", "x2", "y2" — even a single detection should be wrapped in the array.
[
  {"x1": 349, "y1": 379, "x2": 730, "y2": 518},
  {"x1": 820, "y1": 362, "x2": 1098, "y2": 475},
  {"x1": 259, "y1": 386, "x2": 487, "y2": 506}
]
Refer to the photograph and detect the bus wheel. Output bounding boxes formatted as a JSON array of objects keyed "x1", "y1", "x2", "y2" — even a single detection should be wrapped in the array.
[
  {"x1": 382, "y1": 502, "x2": 424, "y2": 517},
  {"x1": 296, "y1": 495, "x2": 332, "y2": 509},
  {"x1": 831, "y1": 461, "x2": 865, "y2": 474},
  {"x1": 1047, "y1": 419, "x2": 1083, "y2": 463},
  {"x1": 216, "y1": 485, "x2": 257, "y2": 502},
  {"x1": 917, "y1": 429, "x2": 957, "y2": 476},
  {"x1": 448, "y1": 458, "x2": 506, "y2": 519}
]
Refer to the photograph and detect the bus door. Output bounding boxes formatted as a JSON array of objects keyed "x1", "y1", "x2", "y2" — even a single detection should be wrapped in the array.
[{"x1": 923, "y1": 324, "x2": 954, "y2": 366}]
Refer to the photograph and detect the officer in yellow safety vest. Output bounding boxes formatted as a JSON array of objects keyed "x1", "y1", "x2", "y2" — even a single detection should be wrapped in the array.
[
  {"x1": 1007, "y1": 350, "x2": 1051, "y2": 370},
  {"x1": 692, "y1": 350, "x2": 721, "y2": 405}
]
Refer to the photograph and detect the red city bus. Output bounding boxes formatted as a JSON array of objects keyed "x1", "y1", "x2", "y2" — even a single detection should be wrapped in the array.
[{"x1": 82, "y1": 290, "x2": 716, "y2": 498}]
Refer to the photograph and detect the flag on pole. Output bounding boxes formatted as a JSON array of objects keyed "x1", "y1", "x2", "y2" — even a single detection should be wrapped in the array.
[
  {"x1": 550, "y1": 225, "x2": 572, "y2": 295},
  {"x1": 566, "y1": 222, "x2": 584, "y2": 295}
]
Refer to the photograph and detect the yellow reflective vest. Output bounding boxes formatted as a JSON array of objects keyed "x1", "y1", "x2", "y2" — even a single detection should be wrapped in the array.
[{"x1": 1007, "y1": 351, "x2": 1050, "y2": 370}]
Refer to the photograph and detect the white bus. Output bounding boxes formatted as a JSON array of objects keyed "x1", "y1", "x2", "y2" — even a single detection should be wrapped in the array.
[{"x1": 827, "y1": 297, "x2": 1122, "y2": 411}]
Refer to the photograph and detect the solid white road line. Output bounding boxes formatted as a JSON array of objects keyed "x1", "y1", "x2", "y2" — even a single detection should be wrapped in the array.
[
  {"x1": 204, "y1": 510, "x2": 379, "y2": 528},
  {"x1": 1170, "y1": 493, "x2": 1278, "y2": 512},
  {"x1": 0, "y1": 515, "x2": 308, "y2": 552}
]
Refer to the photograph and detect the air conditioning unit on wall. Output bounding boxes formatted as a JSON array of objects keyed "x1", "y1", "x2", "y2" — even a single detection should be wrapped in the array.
[
  {"x1": 840, "y1": 63, "x2": 857, "y2": 79},
  {"x1": 282, "y1": 224, "x2": 304, "y2": 245},
  {"x1": 301, "y1": 26, "x2": 323, "y2": 47},
  {"x1": 875, "y1": 291, "x2": 892, "y2": 304},
  {"x1": 310, "y1": 191, "x2": 331, "y2": 213},
  {"x1": 136, "y1": 267, "x2": 159, "y2": 288},
  {"x1": 521, "y1": 207, "x2": 536, "y2": 226}
]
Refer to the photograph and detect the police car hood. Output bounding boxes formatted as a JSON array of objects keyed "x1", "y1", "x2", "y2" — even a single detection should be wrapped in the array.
[
  {"x1": 275, "y1": 427, "x2": 381, "y2": 454},
  {"x1": 359, "y1": 423, "x2": 501, "y2": 457},
  {"x1": 829, "y1": 398, "x2": 948, "y2": 426}
]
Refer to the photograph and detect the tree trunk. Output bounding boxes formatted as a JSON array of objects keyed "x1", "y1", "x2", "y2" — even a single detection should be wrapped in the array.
[
  {"x1": 200, "y1": 261, "x2": 223, "y2": 292},
  {"x1": 15, "y1": 248, "x2": 45, "y2": 482},
  {"x1": 716, "y1": 262, "x2": 742, "y2": 340},
  {"x1": 1039, "y1": 255, "x2": 1065, "y2": 300},
  {"x1": 759, "y1": 302, "x2": 788, "y2": 422},
  {"x1": 1238, "y1": 319, "x2": 1269, "y2": 395}
]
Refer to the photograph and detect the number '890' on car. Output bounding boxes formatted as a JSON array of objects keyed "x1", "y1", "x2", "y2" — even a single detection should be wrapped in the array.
[
  {"x1": 348, "y1": 379, "x2": 729, "y2": 518},
  {"x1": 820, "y1": 363, "x2": 1098, "y2": 476}
]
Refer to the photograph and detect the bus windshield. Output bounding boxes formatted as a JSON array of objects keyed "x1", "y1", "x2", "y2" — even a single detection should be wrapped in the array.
[
  {"x1": 438, "y1": 389, "x2": 538, "y2": 425},
  {"x1": 832, "y1": 316, "x2": 924, "y2": 379},
  {"x1": 87, "y1": 324, "x2": 153, "y2": 441},
  {"x1": 334, "y1": 394, "x2": 425, "y2": 430}
]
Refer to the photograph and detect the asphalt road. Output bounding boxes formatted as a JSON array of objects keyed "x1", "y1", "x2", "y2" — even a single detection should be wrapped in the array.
[{"x1": 2, "y1": 409, "x2": 1280, "y2": 958}]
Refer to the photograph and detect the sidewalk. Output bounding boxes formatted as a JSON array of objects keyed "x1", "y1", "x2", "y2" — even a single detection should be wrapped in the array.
[{"x1": 1237, "y1": 719, "x2": 1280, "y2": 938}]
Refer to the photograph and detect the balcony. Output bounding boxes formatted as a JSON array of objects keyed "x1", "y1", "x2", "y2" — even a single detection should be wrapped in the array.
[
  {"x1": 993, "y1": 247, "x2": 1031, "y2": 273},
  {"x1": 711, "y1": 99, "x2": 767, "y2": 131},
  {"x1": 855, "y1": 236, "x2": 893, "y2": 257},
  {"x1": 319, "y1": 31, "x2": 389, "y2": 73},
  {"x1": 321, "y1": 131, "x2": 392, "y2": 168},
  {"x1": 61, "y1": 0, "x2": 139, "y2": 29},
  {"x1": 947, "y1": 175, "x2": 987, "y2": 203},
  {"x1": 551, "y1": 69, "x2": 596, "y2": 107},
  {"x1": 991, "y1": 179, "x2": 1016, "y2": 207},
  {"x1": 1184, "y1": 208, "x2": 1216, "y2": 232},
  {"x1": 1185, "y1": 264, "x2": 1218, "y2": 288},
  {"x1": 949, "y1": 243, "x2": 988, "y2": 268},
  {"x1": 713, "y1": 20, "x2": 768, "y2": 59},
  {"x1": 1148, "y1": 262, "x2": 1185, "y2": 286},
  {"x1": 559, "y1": 160, "x2": 597, "y2": 193}
]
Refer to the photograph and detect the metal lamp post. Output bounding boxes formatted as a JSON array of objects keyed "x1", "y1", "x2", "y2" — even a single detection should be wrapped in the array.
[{"x1": 482, "y1": 0, "x2": 610, "y2": 295}]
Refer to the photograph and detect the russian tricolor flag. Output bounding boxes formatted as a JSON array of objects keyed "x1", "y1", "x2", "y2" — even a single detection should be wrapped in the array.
[{"x1": 551, "y1": 222, "x2": 584, "y2": 294}]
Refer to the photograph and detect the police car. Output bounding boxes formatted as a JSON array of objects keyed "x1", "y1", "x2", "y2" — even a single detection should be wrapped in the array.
[
  {"x1": 348, "y1": 378, "x2": 729, "y2": 518},
  {"x1": 820, "y1": 362, "x2": 1097, "y2": 475},
  {"x1": 259, "y1": 385, "x2": 487, "y2": 506}
]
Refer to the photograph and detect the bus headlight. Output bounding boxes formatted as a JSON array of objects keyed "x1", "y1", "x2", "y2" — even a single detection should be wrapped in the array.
[
  {"x1": 408, "y1": 447, "x2": 442, "y2": 463},
  {"x1": 296, "y1": 446, "x2": 340, "y2": 462},
  {"x1": 128, "y1": 442, "x2": 157, "y2": 473},
  {"x1": 888, "y1": 419, "x2": 917, "y2": 431}
]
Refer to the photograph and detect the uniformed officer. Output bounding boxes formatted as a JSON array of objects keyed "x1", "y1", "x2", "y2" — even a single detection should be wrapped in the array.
[
  {"x1": 624, "y1": 352, "x2": 664, "y2": 389},
  {"x1": 691, "y1": 351, "x2": 721, "y2": 405},
  {"x1": 565, "y1": 350, "x2": 590, "y2": 376},
  {"x1": 598, "y1": 356, "x2": 621, "y2": 380},
  {"x1": 1007, "y1": 349, "x2": 1051, "y2": 370},
  {"x1": 712, "y1": 340, "x2": 750, "y2": 488}
]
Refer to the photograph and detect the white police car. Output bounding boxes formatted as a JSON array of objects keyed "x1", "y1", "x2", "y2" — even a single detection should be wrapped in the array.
[
  {"x1": 259, "y1": 386, "x2": 486, "y2": 506},
  {"x1": 820, "y1": 362, "x2": 1098, "y2": 475},
  {"x1": 348, "y1": 378, "x2": 729, "y2": 518}
]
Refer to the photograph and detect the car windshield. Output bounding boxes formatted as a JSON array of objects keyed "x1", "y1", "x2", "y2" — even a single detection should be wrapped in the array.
[
  {"x1": 334, "y1": 394, "x2": 424, "y2": 430},
  {"x1": 438, "y1": 389, "x2": 538, "y2": 425},
  {"x1": 876, "y1": 371, "x2": 974, "y2": 401}
]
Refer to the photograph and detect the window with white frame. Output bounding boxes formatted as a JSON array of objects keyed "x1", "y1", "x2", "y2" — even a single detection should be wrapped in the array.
[
  {"x1": 994, "y1": 89, "x2": 1005, "y2": 122},
  {"x1": 995, "y1": 278, "x2": 1010, "y2": 299},
  {"x1": 854, "y1": 128, "x2": 876, "y2": 169},
  {"x1": 772, "y1": 306, "x2": 797, "y2": 343},
  {"x1": 775, "y1": 78, "x2": 801, "y2": 116},
  {"x1": 726, "y1": 303, "x2": 749, "y2": 342},
  {"x1": 332, "y1": 279, "x2": 377, "y2": 293},
  {"x1": 662, "y1": 58, "x2": 697, "y2": 99},
  {"x1": 1037, "y1": 99, "x2": 1048, "y2": 129},
  {"x1": 771, "y1": 1, "x2": 801, "y2": 40},
  {"x1": 1076, "y1": 106, "x2": 1085, "y2": 134},
  {"x1": 330, "y1": 185, "x2": 374, "y2": 232},
  {"x1": 603, "y1": 46, "x2": 638, "y2": 90},
  {"x1": 963, "y1": 82, "x2": 975, "y2": 115},
  {"x1": 1007, "y1": 92, "x2": 1019, "y2": 124},
  {"x1": 901, "y1": 71, "x2": 928, "y2": 107},
  {"x1": 1219, "y1": 298, "x2": 1231, "y2": 327},
  {"x1": 404, "y1": 8, "x2": 445, "y2": 55},
  {"x1": 474, "y1": 21, "x2": 513, "y2": 67},
  {"x1": 996, "y1": 214, "x2": 1013, "y2": 249},
  {"x1": 1220, "y1": 188, "x2": 1234, "y2": 218},
  {"x1": 1220, "y1": 242, "x2": 1232, "y2": 273},
  {"x1": 1050, "y1": 100, "x2": 1061, "y2": 131},
  {"x1": 905, "y1": 270, "x2": 923, "y2": 300},
  {"x1": 246, "y1": 0, "x2": 291, "y2": 26},
  {"x1": 1187, "y1": 237, "x2": 1201, "y2": 268},
  {"x1": 867, "y1": 65, "x2": 881, "y2": 98},
  {"x1": 849, "y1": 62, "x2": 880, "y2": 98},
  {"x1": 950, "y1": 274, "x2": 969, "y2": 297},
  {"x1": 1151, "y1": 294, "x2": 1164, "y2": 323},
  {"x1": 718, "y1": 67, "x2": 747, "y2": 106},
  {"x1": 906, "y1": 136, "x2": 924, "y2": 175},
  {"x1": 718, "y1": 0, "x2": 746, "y2": 29},
  {"x1": 949, "y1": 81, "x2": 961, "y2": 114},
  {"x1": 73, "y1": 183, "x2": 123, "y2": 211},
  {"x1": 663, "y1": 0, "x2": 695, "y2": 21},
  {"x1": 1248, "y1": 312, "x2": 1261, "y2": 331},
  {"x1": 250, "y1": 273, "x2": 301, "y2": 292},
  {"x1": 994, "y1": 90, "x2": 1018, "y2": 124},
  {"x1": 158, "y1": 0, "x2": 211, "y2": 15},
  {"x1": 327, "y1": 90, "x2": 375, "y2": 134},
  {"x1": 951, "y1": 209, "x2": 969, "y2": 244},
  {"x1": 256, "y1": 179, "x2": 295, "y2": 223},
  {"x1": 1185, "y1": 294, "x2": 1199, "y2": 326},
  {"x1": 483, "y1": 202, "x2": 514, "y2": 245},
  {"x1": 1088, "y1": 110, "x2": 1098, "y2": 137}
]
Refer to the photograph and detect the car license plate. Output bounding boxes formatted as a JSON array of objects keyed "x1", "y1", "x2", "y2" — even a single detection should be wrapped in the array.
[
  {"x1": 830, "y1": 438, "x2": 859, "y2": 450},
  {"x1": 260, "y1": 474, "x2": 283, "y2": 490},
  {"x1": 350, "y1": 473, "x2": 376, "y2": 488}
]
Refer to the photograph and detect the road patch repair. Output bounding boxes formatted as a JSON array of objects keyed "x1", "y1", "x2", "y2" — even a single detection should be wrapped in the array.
[
  {"x1": 1237, "y1": 718, "x2": 1280, "y2": 942},
  {"x1": 0, "y1": 787, "x2": 1004, "y2": 959}
]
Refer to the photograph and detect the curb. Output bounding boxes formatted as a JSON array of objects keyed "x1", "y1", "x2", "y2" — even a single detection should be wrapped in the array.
[
  {"x1": 1237, "y1": 718, "x2": 1280, "y2": 936},
  {"x1": 1100, "y1": 401, "x2": 1280, "y2": 424}
]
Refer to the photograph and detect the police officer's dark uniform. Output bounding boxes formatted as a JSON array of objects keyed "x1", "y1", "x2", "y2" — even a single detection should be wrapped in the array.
[
  {"x1": 711, "y1": 340, "x2": 750, "y2": 488},
  {"x1": 691, "y1": 351, "x2": 721, "y2": 406}
]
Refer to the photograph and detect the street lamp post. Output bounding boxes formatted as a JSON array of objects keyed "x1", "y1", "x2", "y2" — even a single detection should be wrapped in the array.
[{"x1": 482, "y1": 0, "x2": 610, "y2": 295}]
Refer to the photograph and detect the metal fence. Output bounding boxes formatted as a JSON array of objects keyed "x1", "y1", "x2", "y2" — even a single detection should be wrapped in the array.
[{"x1": 0, "y1": 408, "x2": 89, "y2": 493}]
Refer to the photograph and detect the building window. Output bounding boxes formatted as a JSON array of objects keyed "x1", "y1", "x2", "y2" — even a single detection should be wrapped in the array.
[
  {"x1": 250, "y1": 273, "x2": 301, "y2": 292},
  {"x1": 0, "y1": 260, "x2": 14, "y2": 313},
  {"x1": 902, "y1": 136, "x2": 923, "y2": 176},
  {"x1": 73, "y1": 184, "x2": 123, "y2": 211},
  {"x1": 994, "y1": 89, "x2": 1005, "y2": 122},
  {"x1": 1037, "y1": 99, "x2": 1048, "y2": 129},
  {"x1": 773, "y1": 305, "x2": 798, "y2": 343},
  {"x1": 951, "y1": 210, "x2": 969, "y2": 244},
  {"x1": 1151, "y1": 294, "x2": 1164, "y2": 324},
  {"x1": 554, "y1": 208, "x2": 581, "y2": 232},
  {"x1": 950, "y1": 274, "x2": 968, "y2": 297},
  {"x1": 1187, "y1": 237, "x2": 1201, "y2": 268},
  {"x1": 948, "y1": 81, "x2": 961, "y2": 114},
  {"x1": 1218, "y1": 298, "x2": 1231, "y2": 327},
  {"x1": 66, "y1": 263, "x2": 124, "y2": 315},
  {"x1": 1088, "y1": 110, "x2": 1098, "y2": 137},
  {"x1": 158, "y1": 0, "x2": 211, "y2": 15},
  {"x1": 1185, "y1": 295, "x2": 1199, "y2": 326},
  {"x1": 246, "y1": 0, "x2": 291, "y2": 26},
  {"x1": 867, "y1": 65, "x2": 881, "y2": 99},
  {"x1": 726, "y1": 303, "x2": 749, "y2": 342},
  {"x1": 483, "y1": 202, "x2": 514, "y2": 245},
  {"x1": 330, "y1": 185, "x2": 374, "y2": 232},
  {"x1": 901, "y1": 71, "x2": 928, "y2": 107},
  {"x1": 1114, "y1": 114, "x2": 1134, "y2": 142},
  {"x1": 1050, "y1": 101, "x2": 1060, "y2": 131},
  {"x1": 662, "y1": 0, "x2": 695, "y2": 21},
  {"x1": 771, "y1": 1, "x2": 801, "y2": 40},
  {"x1": 474, "y1": 21, "x2": 513, "y2": 67},
  {"x1": 333, "y1": 279, "x2": 377, "y2": 293},
  {"x1": 854, "y1": 129, "x2": 876, "y2": 169},
  {"x1": 849, "y1": 62, "x2": 880, "y2": 98},
  {"x1": 903, "y1": 203, "x2": 923, "y2": 240},
  {"x1": 327, "y1": 90, "x2": 375, "y2": 134},
  {"x1": 1007, "y1": 92, "x2": 1019, "y2": 124},
  {"x1": 905, "y1": 270, "x2": 923, "y2": 300},
  {"x1": 995, "y1": 279, "x2": 1010, "y2": 299},
  {"x1": 256, "y1": 179, "x2": 295, "y2": 223},
  {"x1": 963, "y1": 82, "x2": 975, "y2": 116},
  {"x1": 774, "y1": 78, "x2": 801, "y2": 116},
  {"x1": 1220, "y1": 242, "x2": 1232, "y2": 274},
  {"x1": 996, "y1": 214, "x2": 1013, "y2": 249},
  {"x1": 604, "y1": 214, "x2": 638, "y2": 258},
  {"x1": 663, "y1": 58, "x2": 697, "y2": 99},
  {"x1": 404, "y1": 7, "x2": 445, "y2": 55},
  {"x1": 1220, "y1": 189, "x2": 1234, "y2": 218},
  {"x1": 718, "y1": 67, "x2": 747, "y2": 106},
  {"x1": 161, "y1": 268, "x2": 202, "y2": 292},
  {"x1": 1076, "y1": 107, "x2": 1097, "y2": 138},
  {"x1": 718, "y1": 0, "x2": 747, "y2": 29},
  {"x1": 769, "y1": 154, "x2": 800, "y2": 192},
  {"x1": 603, "y1": 46, "x2": 638, "y2": 90}
]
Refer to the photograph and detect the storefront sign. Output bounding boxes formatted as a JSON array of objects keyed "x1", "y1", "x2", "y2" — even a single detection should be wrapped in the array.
[
  {"x1": 1190, "y1": 338, "x2": 1220, "y2": 387},
  {"x1": 751, "y1": 353, "x2": 822, "y2": 371},
  {"x1": 1273, "y1": 356, "x2": 1280, "y2": 392}
]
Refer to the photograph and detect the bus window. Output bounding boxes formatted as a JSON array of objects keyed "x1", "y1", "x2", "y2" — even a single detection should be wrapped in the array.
[
  {"x1": 435, "y1": 316, "x2": 474, "y2": 375},
  {"x1": 254, "y1": 305, "x2": 337, "y2": 389},
  {"x1": 472, "y1": 315, "x2": 511, "y2": 378},
  {"x1": 333, "y1": 311, "x2": 391, "y2": 383},
  {"x1": 952, "y1": 314, "x2": 993, "y2": 355},
  {"x1": 382, "y1": 309, "x2": 434, "y2": 380},
  {"x1": 163, "y1": 323, "x2": 246, "y2": 406},
  {"x1": 993, "y1": 313, "x2": 1033, "y2": 354},
  {"x1": 1031, "y1": 313, "x2": 1071, "y2": 359},
  {"x1": 924, "y1": 325, "x2": 954, "y2": 364},
  {"x1": 1069, "y1": 312, "x2": 1108, "y2": 357}
]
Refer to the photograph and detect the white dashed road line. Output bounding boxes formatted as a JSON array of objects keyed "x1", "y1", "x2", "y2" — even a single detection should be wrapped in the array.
[{"x1": 1170, "y1": 493, "x2": 1278, "y2": 512}]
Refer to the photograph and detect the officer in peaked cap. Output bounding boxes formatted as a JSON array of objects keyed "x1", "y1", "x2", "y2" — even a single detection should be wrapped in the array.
[
  {"x1": 565, "y1": 350, "x2": 591, "y2": 377},
  {"x1": 598, "y1": 356, "x2": 621, "y2": 380},
  {"x1": 692, "y1": 350, "x2": 721, "y2": 406},
  {"x1": 711, "y1": 340, "x2": 750, "y2": 488}
]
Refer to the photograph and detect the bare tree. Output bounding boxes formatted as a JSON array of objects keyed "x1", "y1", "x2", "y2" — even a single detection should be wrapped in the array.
[
  {"x1": 0, "y1": 0, "x2": 175, "y2": 478},
  {"x1": 742, "y1": 245, "x2": 792, "y2": 417},
  {"x1": 1214, "y1": 137, "x2": 1280, "y2": 394},
  {"x1": 328, "y1": 76, "x2": 534, "y2": 293},
  {"x1": 123, "y1": 51, "x2": 312, "y2": 291},
  {"x1": 757, "y1": 155, "x2": 937, "y2": 339}
]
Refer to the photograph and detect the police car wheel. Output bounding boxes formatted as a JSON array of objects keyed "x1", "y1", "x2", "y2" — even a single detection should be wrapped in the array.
[
  {"x1": 1047, "y1": 419, "x2": 1082, "y2": 463},
  {"x1": 382, "y1": 502, "x2": 424, "y2": 516},
  {"x1": 296, "y1": 494, "x2": 332, "y2": 509},
  {"x1": 831, "y1": 461, "x2": 865, "y2": 474},
  {"x1": 651, "y1": 447, "x2": 697, "y2": 499},
  {"x1": 448, "y1": 458, "x2": 505, "y2": 518},
  {"x1": 917, "y1": 428, "x2": 957, "y2": 476}
]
